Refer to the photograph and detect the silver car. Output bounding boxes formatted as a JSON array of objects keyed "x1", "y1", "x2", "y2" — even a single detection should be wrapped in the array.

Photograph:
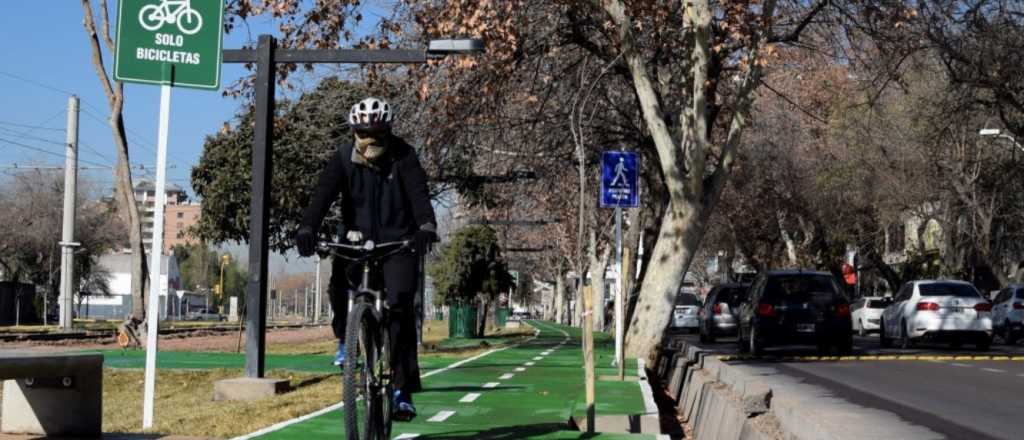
[
  {"x1": 699, "y1": 283, "x2": 750, "y2": 343},
  {"x1": 671, "y1": 292, "x2": 703, "y2": 333}
]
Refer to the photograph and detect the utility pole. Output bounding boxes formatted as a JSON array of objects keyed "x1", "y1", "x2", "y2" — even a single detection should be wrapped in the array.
[{"x1": 58, "y1": 96, "x2": 80, "y2": 330}]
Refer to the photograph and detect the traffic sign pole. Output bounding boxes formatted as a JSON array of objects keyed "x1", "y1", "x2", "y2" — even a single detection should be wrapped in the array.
[
  {"x1": 614, "y1": 206, "x2": 624, "y2": 374},
  {"x1": 143, "y1": 76, "x2": 172, "y2": 429}
]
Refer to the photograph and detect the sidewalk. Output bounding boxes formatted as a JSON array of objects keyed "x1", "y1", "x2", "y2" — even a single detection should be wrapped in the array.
[{"x1": 239, "y1": 320, "x2": 660, "y2": 439}]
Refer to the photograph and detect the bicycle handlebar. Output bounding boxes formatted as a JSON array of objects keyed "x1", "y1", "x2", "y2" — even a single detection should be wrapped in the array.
[{"x1": 318, "y1": 240, "x2": 412, "y2": 261}]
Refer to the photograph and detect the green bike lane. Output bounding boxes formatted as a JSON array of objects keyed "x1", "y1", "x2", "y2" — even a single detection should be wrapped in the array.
[{"x1": 239, "y1": 321, "x2": 658, "y2": 440}]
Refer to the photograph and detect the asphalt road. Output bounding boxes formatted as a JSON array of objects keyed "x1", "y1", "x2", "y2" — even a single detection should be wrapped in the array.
[{"x1": 681, "y1": 331, "x2": 1024, "y2": 439}]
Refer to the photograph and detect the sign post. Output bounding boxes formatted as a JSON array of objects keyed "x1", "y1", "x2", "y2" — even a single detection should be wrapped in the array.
[
  {"x1": 114, "y1": 0, "x2": 224, "y2": 429},
  {"x1": 600, "y1": 150, "x2": 639, "y2": 378}
]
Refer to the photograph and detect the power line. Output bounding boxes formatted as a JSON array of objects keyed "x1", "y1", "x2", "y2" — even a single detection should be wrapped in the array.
[
  {"x1": 0, "y1": 70, "x2": 76, "y2": 96},
  {"x1": 0, "y1": 127, "x2": 114, "y2": 165},
  {"x1": 0, "y1": 136, "x2": 111, "y2": 168},
  {"x1": 0, "y1": 120, "x2": 65, "y2": 132}
]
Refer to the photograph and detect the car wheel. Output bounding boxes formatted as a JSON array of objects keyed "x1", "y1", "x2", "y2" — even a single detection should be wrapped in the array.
[
  {"x1": 899, "y1": 320, "x2": 913, "y2": 349},
  {"x1": 750, "y1": 324, "x2": 764, "y2": 356},
  {"x1": 976, "y1": 335, "x2": 992, "y2": 351},
  {"x1": 879, "y1": 319, "x2": 891, "y2": 348},
  {"x1": 699, "y1": 329, "x2": 709, "y2": 343},
  {"x1": 1009, "y1": 328, "x2": 1021, "y2": 345},
  {"x1": 858, "y1": 320, "x2": 866, "y2": 337}
]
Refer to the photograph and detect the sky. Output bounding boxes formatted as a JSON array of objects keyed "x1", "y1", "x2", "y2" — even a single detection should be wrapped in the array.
[{"x1": 0, "y1": 1, "x2": 392, "y2": 276}]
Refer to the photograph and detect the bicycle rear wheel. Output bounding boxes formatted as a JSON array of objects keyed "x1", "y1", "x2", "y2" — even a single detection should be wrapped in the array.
[{"x1": 343, "y1": 303, "x2": 386, "y2": 440}]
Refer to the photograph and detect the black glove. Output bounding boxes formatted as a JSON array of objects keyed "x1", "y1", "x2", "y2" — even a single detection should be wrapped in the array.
[
  {"x1": 295, "y1": 225, "x2": 317, "y2": 257},
  {"x1": 413, "y1": 229, "x2": 438, "y2": 255}
]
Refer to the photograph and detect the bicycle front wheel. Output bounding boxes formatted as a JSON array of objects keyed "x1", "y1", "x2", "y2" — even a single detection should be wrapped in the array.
[{"x1": 343, "y1": 303, "x2": 385, "y2": 440}]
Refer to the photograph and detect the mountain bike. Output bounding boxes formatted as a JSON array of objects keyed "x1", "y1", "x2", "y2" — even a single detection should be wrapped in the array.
[{"x1": 321, "y1": 239, "x2": 410, "y2": 440}]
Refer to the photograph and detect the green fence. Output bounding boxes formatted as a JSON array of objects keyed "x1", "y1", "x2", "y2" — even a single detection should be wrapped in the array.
[{"x1": 448, "y1": 303, "x2": 479, "y2": 338}]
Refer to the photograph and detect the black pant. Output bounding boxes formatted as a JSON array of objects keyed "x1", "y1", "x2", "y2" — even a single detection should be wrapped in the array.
[{"x1": 329, "y1": 251, "x2": 422, "y2": 394}]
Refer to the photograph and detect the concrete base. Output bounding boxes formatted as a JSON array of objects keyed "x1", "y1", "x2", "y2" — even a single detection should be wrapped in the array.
[
  {"x1": 1, "y1": 374, "x2": 102, "y2": 436},
  {"x1": 213, "y1": 377, "x2": 289, "y2": 401}
]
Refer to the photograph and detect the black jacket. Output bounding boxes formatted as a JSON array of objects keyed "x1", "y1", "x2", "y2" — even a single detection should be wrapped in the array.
[{"x1": 300, "y1": 136, "x2": 436, "y2": 242}]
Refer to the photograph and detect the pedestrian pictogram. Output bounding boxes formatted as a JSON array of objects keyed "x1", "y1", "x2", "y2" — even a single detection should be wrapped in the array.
[{"x1": 139, "y1": 0, "x2": 204, "y2": 35}]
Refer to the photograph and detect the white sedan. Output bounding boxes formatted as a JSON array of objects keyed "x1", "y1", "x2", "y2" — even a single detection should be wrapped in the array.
[
  {"x1": 880, "y1": 280, "x2": 993, "y2": 350},
  {"x1": 851, "y1": 296, "x2": 891, "y2": 336}
]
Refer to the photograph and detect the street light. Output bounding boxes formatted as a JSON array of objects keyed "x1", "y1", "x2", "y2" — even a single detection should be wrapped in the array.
[
  {"x1": 427, "y1": 39, "x2": 486, "y2": 57},
  {"x1": 978, "y1": 128, "x2": 1023, "y2": 153}
]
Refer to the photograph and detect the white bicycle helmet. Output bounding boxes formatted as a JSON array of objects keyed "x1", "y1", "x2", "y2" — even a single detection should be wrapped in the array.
[{"x1": 349, "y1": 97, "x2": 394, "y2": 132}]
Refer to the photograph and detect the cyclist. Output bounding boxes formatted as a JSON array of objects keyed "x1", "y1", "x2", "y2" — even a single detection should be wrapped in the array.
[{"x1": 295, "y1": 97, "x2": 437, "y2": 422}]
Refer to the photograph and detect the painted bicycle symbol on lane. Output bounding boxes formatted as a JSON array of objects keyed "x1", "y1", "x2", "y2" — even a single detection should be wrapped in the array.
[{"x1": 139, "y1": 0, "x2": 203, "y2": 35}]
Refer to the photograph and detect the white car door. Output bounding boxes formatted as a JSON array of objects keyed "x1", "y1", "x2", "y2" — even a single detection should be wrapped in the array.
[{"x1": 886, "y1": 283, "x2": 913, "y2": 335}]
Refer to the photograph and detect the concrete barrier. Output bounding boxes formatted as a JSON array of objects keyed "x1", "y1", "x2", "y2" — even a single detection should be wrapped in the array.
[
  {"x1": 0, "y1": 352, "x2": 103, "y2": 436},
  {"x1": 670, "y1": 340, "x2": 944, "y2": 440}
]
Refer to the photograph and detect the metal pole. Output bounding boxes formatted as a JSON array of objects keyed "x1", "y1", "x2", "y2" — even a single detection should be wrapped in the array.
[
  {"x1": 143, "y1": 82, "x2": 172, "y2": 429},
  {"x1": 58, "y1": 95, "x2": 79, "y2": 330},
  {"x1": 245, "y1": 35, "x2": 275, "y2": 378},
  {"x1": 614, "y1": 206, "x2": 623, "y2": 368},
  {"x1": 314, "y1": 255, "x2": 321, "y2": 322}
]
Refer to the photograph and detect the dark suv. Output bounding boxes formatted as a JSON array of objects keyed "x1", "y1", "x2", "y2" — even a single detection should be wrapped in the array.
[{"x1": 737, "y1": 270, "x2": 853, "y2": 355}]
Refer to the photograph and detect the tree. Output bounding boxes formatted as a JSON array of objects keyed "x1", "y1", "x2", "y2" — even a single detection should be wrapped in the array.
[
  {"x1": 0, "y1": 170, "x2": 124, "y2": 320},
  {"x1": 428, "y1": 225, "x2": 513, "y2": 336},
  {"x1": 191, "y1": 78, "x2": 372, "y2": 250},
  {"x1": 172, "y1": 244, "x2": 248, "y2": 309},
  {"x1": 80, "y1": 0, "x2": 150, "y2": 318}
]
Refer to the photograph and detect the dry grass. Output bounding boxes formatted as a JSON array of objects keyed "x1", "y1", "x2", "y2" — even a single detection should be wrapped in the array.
[{"x1": 102, "y1": 369, "x2": 340, "y2": 439}]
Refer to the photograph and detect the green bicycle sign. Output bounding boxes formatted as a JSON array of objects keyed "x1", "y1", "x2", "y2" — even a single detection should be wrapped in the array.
[{"x1": 114, "y1": 0, "x2": 224, "y2": 90}]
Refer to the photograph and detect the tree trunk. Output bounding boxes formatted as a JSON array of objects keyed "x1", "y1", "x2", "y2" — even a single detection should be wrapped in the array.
[
  {"x1": 588, "y1": 230, "x2": 611, "y2": 332},
  {"x1": 554, "y1": 261, "x2": 566, "y2": 324},
  {"x1": 778, "y1": 211, "x2": 799, "y2": 268},
  {"x1": 80, "y1": 0, "x2": 148, "y2": 319},
  {"x1": 476, "y1": 294, "x2": 489, "y2": 337},
  {"x1": 625, "y1": 197, "x2": 708, "y2": 361}
]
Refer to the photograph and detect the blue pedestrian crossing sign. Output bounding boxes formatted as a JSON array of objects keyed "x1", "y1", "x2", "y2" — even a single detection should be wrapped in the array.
[{"x1": 601, "y1": 151, "x2": 639, "y2": 208}]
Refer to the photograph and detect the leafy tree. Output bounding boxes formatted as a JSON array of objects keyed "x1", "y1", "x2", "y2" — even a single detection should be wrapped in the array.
[
  {"x1": 428, "y1": 226, "x2": 513, "y2": 336},
  {"x1": 171, "y1": 244, "x2": 247, "y2": 309},
  {"x1": 191, "y1": 78, "x2": 371, "y2": 251}
]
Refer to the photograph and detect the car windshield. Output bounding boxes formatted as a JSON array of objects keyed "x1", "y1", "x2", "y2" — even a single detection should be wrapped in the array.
[
  {"x1": 764, "y1": 275, "x2": 839, "y2": 301},
  {"x1": 919, "y1": 283, "x2": 981, "y2": 298},
  {"x1": 675, "y1": 293, "x2": 701, "y2": 307},
  {"x1": 715, "y1": 287, "x2": 749, "y2": 305},
  {"x1": 867, "y1": 299, "x2": 890, "y2": 308}
]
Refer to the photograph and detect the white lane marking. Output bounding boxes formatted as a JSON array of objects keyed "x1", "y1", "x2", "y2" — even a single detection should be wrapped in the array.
[
  {"x1": 1017, "y1": 373, "x2": 1024, "y2": 378},
  {"x1": 950, "y1": 363, "x2": 972, "y2": 368},
  {"x1": 515, "y1": 367, "x2": 526, "y2": 372},
  {"x1": 533, "y1": 356, "x2": 543, "y2": 360},
  {"x1": 483, "y1": 382, "x2": 500, "y2": 388},
  {"x1": 525, "y1": 362, "x2": 535, "y2": 366},
  {"x1": 500, "y1": 373, "x2": 515, "y2": 380},
  {"x1": 982, "y1": 368, "x2": 1006, "y2": 373},
  {"x1": 637, "y1": 358, "x2": 658, "y2": 415},
  {"x1": 459, "y1": 393, "x2": 482, "y2": 403},
  {"x1": 542, "y1": 351, "x2": 552, "y2": 355},
  {"x1": 232, "y1": 325, "x2": 543, "y2": 440},
  {"x1": 428, "y1": 410, "x2": 456, "y2": 422},
  {"x1": 394, "y1": 434, "x2": 420, "y2": 439}
]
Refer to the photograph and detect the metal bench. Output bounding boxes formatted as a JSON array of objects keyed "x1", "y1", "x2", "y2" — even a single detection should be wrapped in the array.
[{"x1": 1, "y1": 352, "x2": 103, "y2": 436}]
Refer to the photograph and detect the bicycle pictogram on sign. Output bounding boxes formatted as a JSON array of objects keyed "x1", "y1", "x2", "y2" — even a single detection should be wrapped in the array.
[{"x1": 139, "y1": 0, "x2": 203, "y2": 35}]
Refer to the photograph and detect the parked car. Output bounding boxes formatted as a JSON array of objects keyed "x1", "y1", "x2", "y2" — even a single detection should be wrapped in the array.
[
  {"x1": 880, "y1": 280, "x2": 993, "y2": 350},
  {"x1": 670, "y1": 292, "x2": 703, "y2": 333},
  {"x1": 851, "y1": 296, "x2": 892, "y2": 336},
  {"x1": 989, "y1": 284, "x2": 1024, "y2": 344},
  {"x1": 187, "y1": 308, "x2": 224, "y2": 321},
  {"x1": 737, "y1": 270, "x2": 853, "y2": 355},
  {"x1": 698, "y1": 283, "x2": 750, "y2": 343}
]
